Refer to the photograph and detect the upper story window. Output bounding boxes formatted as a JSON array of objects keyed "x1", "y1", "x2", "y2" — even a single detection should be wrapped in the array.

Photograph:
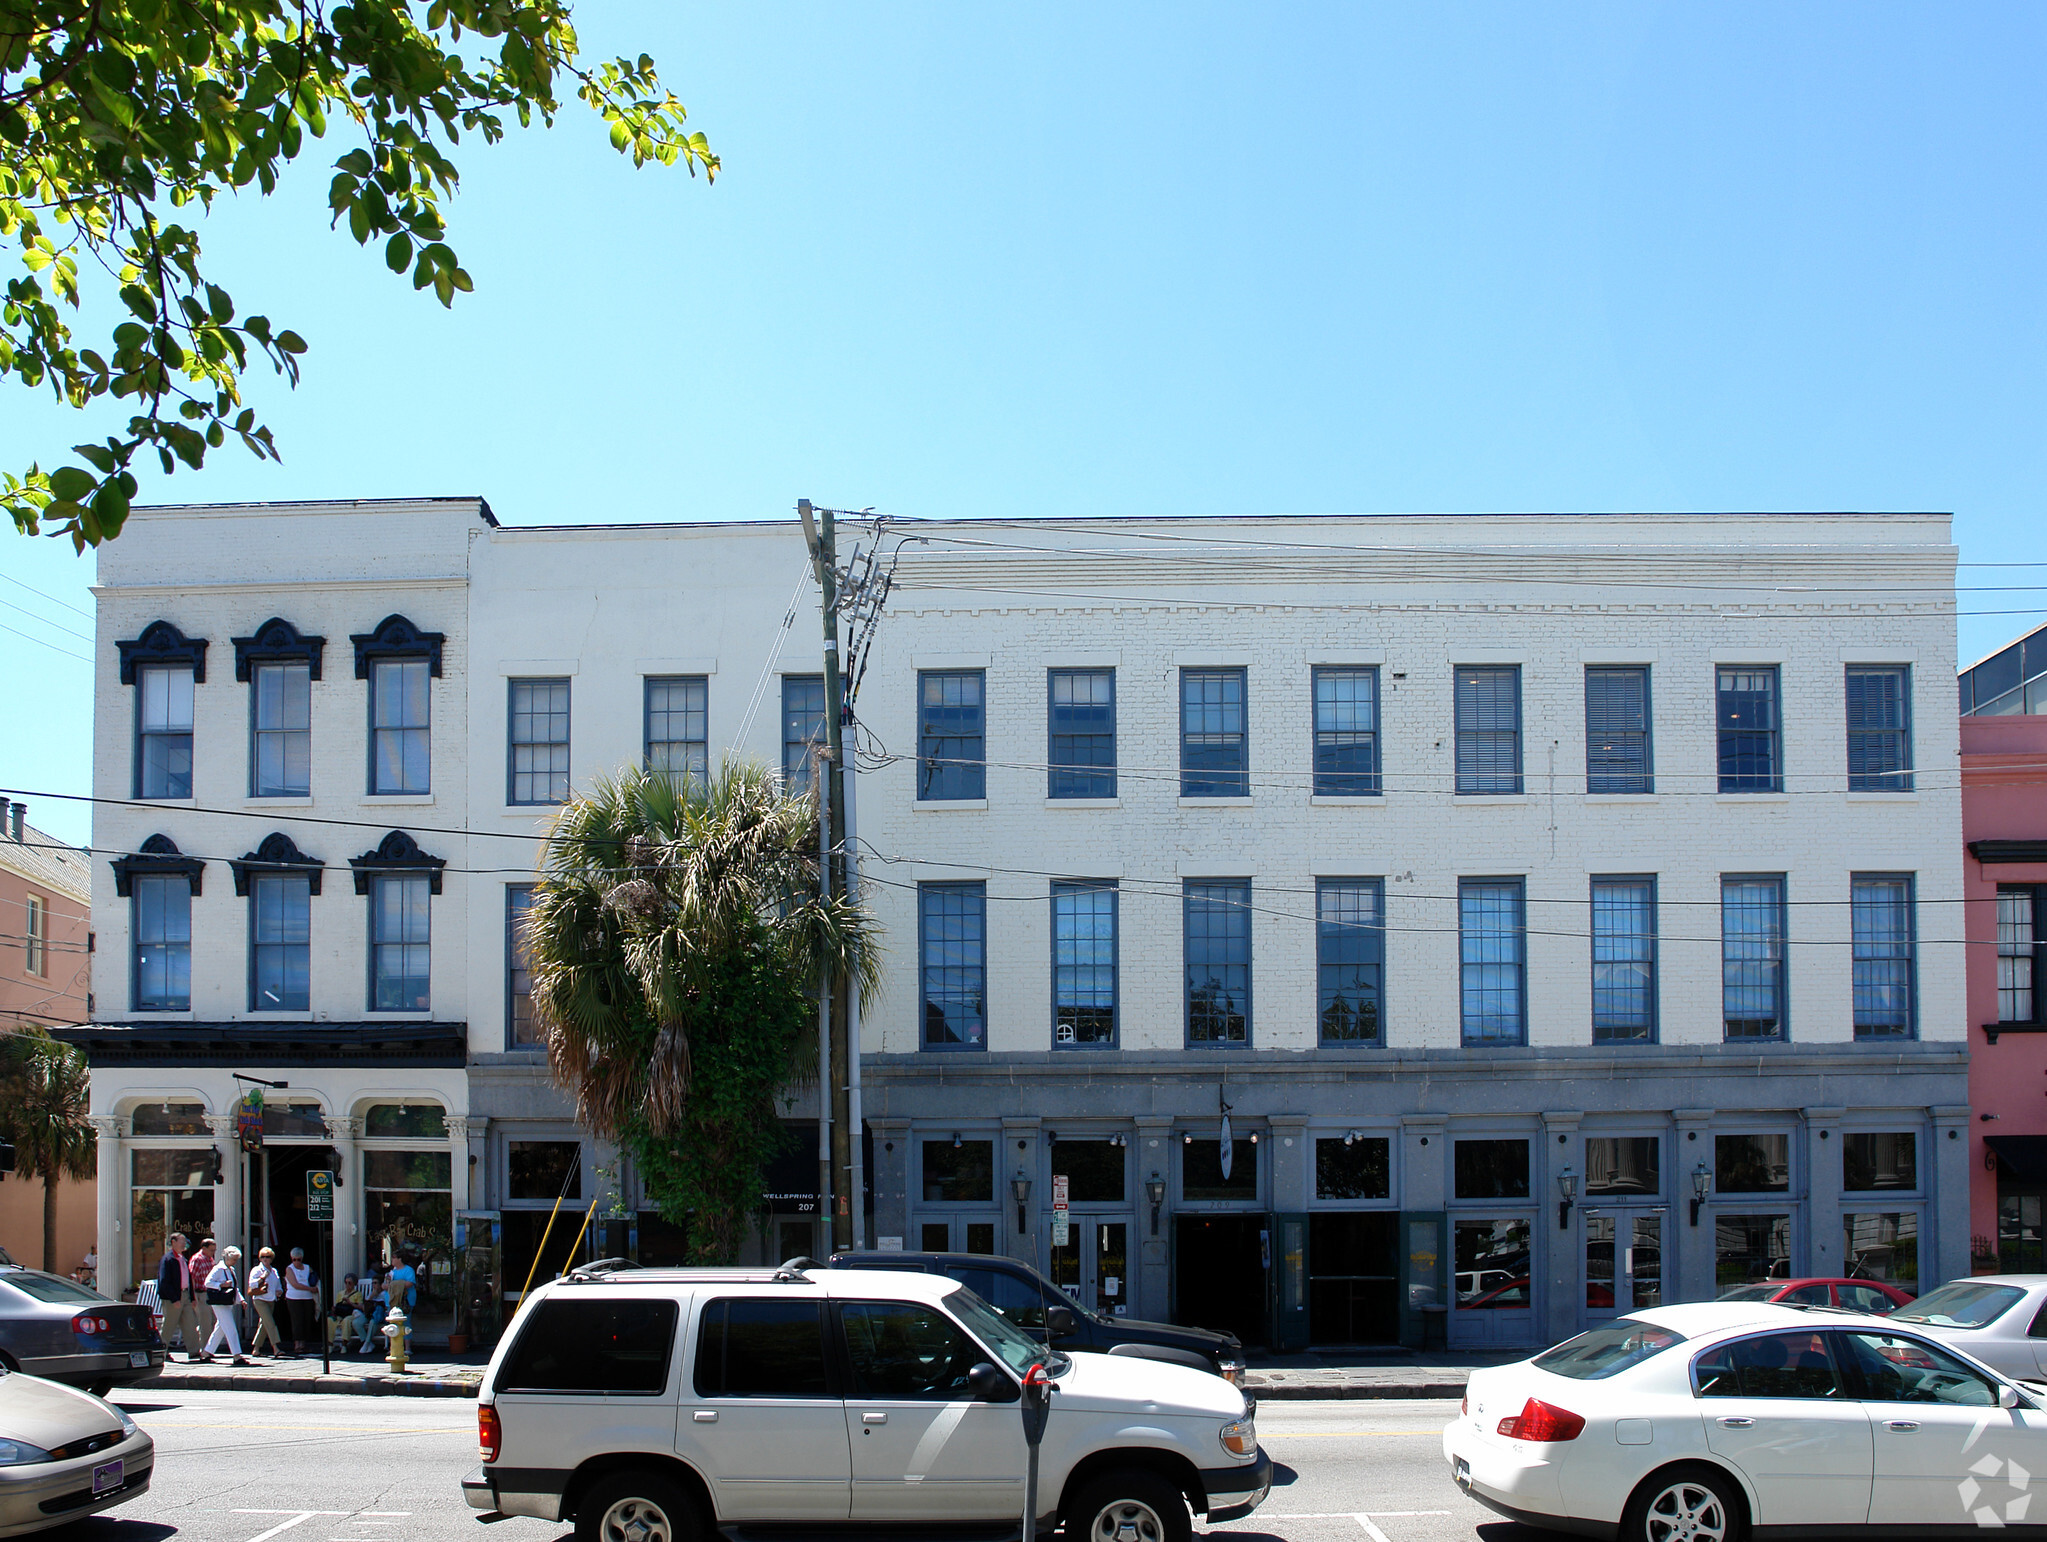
[
  {"x1": 507, "y1": 885, "x2": 539, "y2": 1049},
  {"x1": 24, "y1": 895, "x2": 46, "y2": 978},
  {"x1": 1717, "y1": 666, "x2": 1781, "y2": 793},
  {"x1": 1851, "y1": 874, "x2": 1915, "y2": 1040},
  {"x1": 371, "y1": 659, "x2": 431, "y2": 794},
  {"x1": 1180, "y1": 668, "x2": 1247, "y2": 798},
  {"x1": 1846, "y1": 666, "x2": 1913, "y2": 792},
  {"x1": 136, "y1": 665, "x2": 195, "y2": 799},
  {"x1": 1048, "y1": 669, "x2": 1115, "y2": 799},
  {"x1": 782, "y1": 675, "x2": 826, "y2": 795},
  {"x1": 1455, "y1": 666, "x2": 1521, "y2": 795},
  {"x1": 1312, "y1": 667, "x2": 1380, "y2": 796},
  {"x1": 132, "y1": 874, "x2": 191, "y2": 1012},
  {"x1": 1585, "y1": 667, "x2": 1652, "y2": 794},
  {"x1": 645, "y1": 676, "x2": 708, "y2": 787},
  {"x1": 1722, "y1": 874, "x2": 1787, "y2": 1039},
  {"x1": 1316, "y1": 877, "x2": 1383, "y2": 1044},
  {"x1": 1960, "y1": 622, "x2": 2047, "y2": 717},
  {"x1": 919, "y1": 881, "x2": 986, "y2": 1050},
  {"x1": 1590, "y1": 876, "x2": 1657, "y2": 1043},
  {"x1": 2000, "y1": 887, "x2": 2044, "y2": 1027},
  {"x1": 1458, "y1": 878, "x2": 1526, "y2": 1045},
  {"x1": 1184, "y1": 879, "x2": 1251, "y2": 1046},
  {"x1": 250, "y1": 873, "x2": 311, "y2": 1012},
  {"x1": 1051, "y1": 881, "x2": 1116, "y2": 1047},
  {"x1": 250, "y1": 663, "x2": 311, "y2": 796},
  {"x1": 370, "y1": 874, "x2": 430, "y2": 1012},
  {"x1": 917, "y1": 671, "x2": 985, "y2": 801},
  {"x1": 508, "y1": 678, "x2": 571, "y2": 806}
]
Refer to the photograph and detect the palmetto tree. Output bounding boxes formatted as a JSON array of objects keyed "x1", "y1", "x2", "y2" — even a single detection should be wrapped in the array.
[
  {"x1": 0, "y1": 1030, "x2": 97, "y2": 1272},
  {"x1": 526, "y1": 761, "x2": 880, "y2": 1263}
]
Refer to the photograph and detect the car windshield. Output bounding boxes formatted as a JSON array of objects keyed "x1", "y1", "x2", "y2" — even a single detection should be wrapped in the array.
[
  {"x1": 945, "y1": 1285, "x2": 1068, "y2": 1379},
  {"x1": 0, "y1": 1271, "x2": 109, "y2": 1306},
  {"x1": 1716, "y1": 1286, "x2": 1775, "y2": 1302},
  {"x1": 1533, "y1": 1319, "x2": 1687, "y2": 1380},
  {"x1": 1891, "y1": 1281, "x2": 2026, "y2": 1330}
]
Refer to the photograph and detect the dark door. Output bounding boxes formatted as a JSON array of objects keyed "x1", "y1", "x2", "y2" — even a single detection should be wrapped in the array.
[
  {"x1": 254, "y1": 1146, "x2": 333, "y2": 1272},
  {"x1": 1309, "y1": 1212, "x2": 1398, "y2": 1344},
  {"x1": 1174, "y1": 1214, "x2": 1268, "y2": 1347}
]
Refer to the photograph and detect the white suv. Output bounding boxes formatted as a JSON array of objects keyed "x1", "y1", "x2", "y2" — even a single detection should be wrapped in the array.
[{"x1": 461, "y1": 1261, "x2": 1270, "y2": 1541}]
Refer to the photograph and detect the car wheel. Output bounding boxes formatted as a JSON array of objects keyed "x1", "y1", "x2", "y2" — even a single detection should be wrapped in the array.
[
  {"x1": 1066, "y1": 1468, "x2": 1191, "y2": 1542},
  {"x1": 573, "y1": 1470, "x2": 700, "y2": 1542},
  {"x1": 87, "y1": 1381, "x2": 113, "y2": 1398},
  {"x1": 1621, "y1": 1464, "x2": 1744, "y2": 1542}
]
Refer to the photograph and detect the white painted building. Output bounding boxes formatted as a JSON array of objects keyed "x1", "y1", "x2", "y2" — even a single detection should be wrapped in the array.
[{"x1": 70, "y1": 502, "x2": 1968, "y2": 1353}]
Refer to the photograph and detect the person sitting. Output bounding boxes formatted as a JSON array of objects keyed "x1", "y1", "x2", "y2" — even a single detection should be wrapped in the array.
[
  {"x1": 327, "y1": 1275, "x2": 368, "y2": 1352},
  {"x1": 360, "y1": 1269, "x2": 390, "y2": 1356}
]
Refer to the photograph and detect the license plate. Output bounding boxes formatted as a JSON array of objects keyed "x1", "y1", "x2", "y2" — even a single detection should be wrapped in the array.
[
  {"x1": 128, "y1": 1351, "x2": 149, "y2": 1368},
  {"x1": 91, "y1": 1459, "x2": 122, "y2": 1497},
  {"x1": 1454, "y1": 1456, "x2": 1470, "y2": 1489}
]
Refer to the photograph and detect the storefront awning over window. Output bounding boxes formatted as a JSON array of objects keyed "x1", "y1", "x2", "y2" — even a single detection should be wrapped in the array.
[
  {"x1": 1986, "y1": 1136, "x2": 2047, "y2": 1184},
  {"x1": 52, "y1": 1021, "x2": 467, "y2": 1068}
]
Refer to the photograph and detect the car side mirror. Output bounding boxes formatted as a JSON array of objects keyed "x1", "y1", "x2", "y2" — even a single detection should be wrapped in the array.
[
  {"x1": 2000, "y1": 1385, "x2": 2022, "y2": 1410},
  {"x1": 1045, "y1": 1304, "x2": 1077, "y2": 1339},
  {"x1": 967, "y1": 1361, "x2": 1010, "y2": 1400}
]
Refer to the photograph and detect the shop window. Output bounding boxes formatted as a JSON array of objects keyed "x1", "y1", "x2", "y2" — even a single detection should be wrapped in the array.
[
  {"x1": 1182, "y1": 1139, "x2": 1258, "y2": 1202},
  {"x1": 364, "y1": 1104, "x2": 448, "y2": 1140},
  {"x1": 1454, "y1": 1219, "x2": 1531, "y2": 1307},
  {"x1": 1454, "y1": 1139, "x2": 1529, "y2": 1200},
  {"x1": 1843, "y1": 1132, "x2": 1917, "y2": 1192},
  {"x1": 1714, "y1": 1213, "x2": 1792, "y2": 1291},
  {"x1": 1715, "y1": 1134, "x2": 1790, "y2": 1193},
  {"x1": 509, "y1": 1140, "x2": 581, "y2": 1201},
  {"x1": 1309, "y1": 1212, "x2": 1398, "y2": 1342},
  {"x1": 1583, "y1": 1137, "x2": 1661, "y2": 1197},
  {"x1": 1842, "y1": 1212, "x2": 1919, "y2": 1294},
  {"x1": 921, "y1": 1139, "x2": 994, "y2": 1204},
  {"x1": 130, "y1": 1102, "x2": 207, "y2": 1136},
  {"x1": 1049, "y1": 1140, "x2": 1124, "y2": 1204},
  {"x1": 260, "y1": 1102, "x2": 328, "y2": 1138},
  {"x1": 1315, "y1": 1137, "x2": 1391, "y2": 1200},
  {"x1": 130, "y1": 1148, "x2": 216, "y2": 1293}
]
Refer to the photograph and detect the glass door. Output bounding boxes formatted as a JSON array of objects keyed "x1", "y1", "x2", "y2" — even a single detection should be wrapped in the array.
[
  {"x1": 1048, "y1": 1218, "x2": 1133, "y2": 1317},
  {"x1": 1586, "y1": 1212, "x2": 1664, "y2": 1325},
  {"x1": 917, "y1": 1216, "x2": 999, "y2": 1255},
  {"x1": 1450, "y1": 1217, "x2": 1536, "y2": 1348}
]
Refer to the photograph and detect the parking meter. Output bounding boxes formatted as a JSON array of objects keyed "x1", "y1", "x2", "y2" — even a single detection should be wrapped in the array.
[{"x1": 1021, "y1": 1359, "x2": 1056, "y2": 1539}]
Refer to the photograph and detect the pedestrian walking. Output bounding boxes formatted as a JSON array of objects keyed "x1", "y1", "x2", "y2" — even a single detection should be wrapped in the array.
[
  {"x1": 154, "y1": 1232, "x2": 207, "y2": 1362},
  {"x1": 201, "y1": 1245, "x2": 252, "y2": 1366},
  {"x1": 283, "y1": 1246, "x2": 319, "y2": 1353},
  {"x1": 246, "y1": 1248, "x2": 287, "y2": 1357}
]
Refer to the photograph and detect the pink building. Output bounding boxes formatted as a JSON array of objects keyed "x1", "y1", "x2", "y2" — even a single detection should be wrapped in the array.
[{"x1": 1961, "y1": 626, "x2": 2047, "y2": 1268}]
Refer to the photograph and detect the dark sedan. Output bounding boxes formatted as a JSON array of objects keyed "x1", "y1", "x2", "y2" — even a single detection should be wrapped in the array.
[{"x1": 0, "y1": 1270, "x2": 163, "y2": 1395}]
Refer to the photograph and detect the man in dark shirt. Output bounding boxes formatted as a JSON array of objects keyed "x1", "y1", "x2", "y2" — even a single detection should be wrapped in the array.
[{"x1": 155, "y1": 1232, "x2": 208, "y2": 1362}]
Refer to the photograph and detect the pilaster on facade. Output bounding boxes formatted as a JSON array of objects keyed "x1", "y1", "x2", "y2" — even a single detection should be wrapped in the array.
[{"x1": 1802, "y1": 1106, "x2": 1845, "y2": 1277}]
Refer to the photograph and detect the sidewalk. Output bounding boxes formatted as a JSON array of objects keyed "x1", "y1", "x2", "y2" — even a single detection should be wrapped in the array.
[{"x1": 137, "y1": 1346, "x2": 1513, "y2": 1401}]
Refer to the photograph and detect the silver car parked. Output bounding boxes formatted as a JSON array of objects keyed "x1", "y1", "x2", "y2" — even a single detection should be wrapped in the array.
[
  {"x1": 0, "y1": 1368, "x2": 152, "y2": 1536},
  {"x1": 0, "y1": 1269, "x2": 162, "y2": 1396},
  {"x1": 1886, "y1": 1275, "x2": 2047, "y2": 1381}
]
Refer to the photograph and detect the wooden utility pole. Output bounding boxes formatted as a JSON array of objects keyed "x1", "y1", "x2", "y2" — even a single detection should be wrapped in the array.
[{"x1": 798, "y1": 500, "x2": 856, "y2": 1250}]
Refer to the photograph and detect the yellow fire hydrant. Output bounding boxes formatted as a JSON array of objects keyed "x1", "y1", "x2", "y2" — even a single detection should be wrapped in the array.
[{"x1": 381, "y1": 1307, "x2": 410, "y2": 1373}]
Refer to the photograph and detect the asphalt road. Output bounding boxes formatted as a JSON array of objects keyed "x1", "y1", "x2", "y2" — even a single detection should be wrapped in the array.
[{"x1": 58, "y1": 1391, "x2": 1545, "y2": 1542}]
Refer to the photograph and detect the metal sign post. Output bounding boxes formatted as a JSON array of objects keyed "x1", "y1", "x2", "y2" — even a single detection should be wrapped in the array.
[{"x1": 307, "y1": 1171, "x2": 334, "y2": 1374}]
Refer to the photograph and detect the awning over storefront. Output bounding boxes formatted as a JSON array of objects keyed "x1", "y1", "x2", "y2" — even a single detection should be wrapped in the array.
[
  {"x1": 52, "y1": 1021, "x2": 467, "y2": 1068},
  {"x1": 1986, "y1": 1136, "x2": 2047, "y2": 1184}
]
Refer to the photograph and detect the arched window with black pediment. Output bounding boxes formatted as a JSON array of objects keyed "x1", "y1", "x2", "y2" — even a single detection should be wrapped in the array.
[
  {"x1": 112, "y1": 836, "x2": 203, "y2": 1013},
  {"x1": 117, "y1": 622, "x2": 207, "y2": 799},
  {"x1": 352, "y1": 831, "x2": 444, "y2": 1013},
  {"x1": 232, "y1": 833, "x2": 322, "y2": 1014},
  {"x1": 352, "y1": 616, "x2": 442, "y2": 796},
  {"x1": 234, "y1": 619, "x2": 324, "y2": 797}
]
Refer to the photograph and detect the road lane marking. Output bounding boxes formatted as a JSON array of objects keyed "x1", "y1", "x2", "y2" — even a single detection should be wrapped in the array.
[
  {"x1": 234, "y1": 1513, "x2": 345, "y2": 1542},
  {"x1": 1354, "y1": 1519, "x2": 1394, "y2": 1542},
  {"x1": 1261, "y1": 1429, "x2": 1438, "y2": 1437}
]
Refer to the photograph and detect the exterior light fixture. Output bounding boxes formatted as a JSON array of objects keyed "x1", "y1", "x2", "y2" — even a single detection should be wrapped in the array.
[
  {"x1": 1345, "y1": 1129, "x2": 1362, "y2": 1146},
  {"x1": 952, "y1": 1132, "x2": 963, "y2": 1149},
  {"x1": 1690, "y1": 1161, "x2": 1712, "y2": 1227},
  {"x1": 1010, "y1": 1171, "x2": 1032, "y2": 1235},
  {"x1": 1145, "y1": 1173, "x2": 1166, "y2": 1236},
  {"x1": 1556, "y1": 1165, "x2": 1577, "y2": 1230}
]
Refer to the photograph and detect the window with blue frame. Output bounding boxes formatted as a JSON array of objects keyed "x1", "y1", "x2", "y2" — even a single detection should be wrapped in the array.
[
  {"x1": 250, "y1": 873, "x2": 310, "y2": 1012},
  {"x1": 920, "y1": 882, "x2": 986, "y2": 1049},
  {"x1": 1590, "y1": 876, "x2": 1656, "y2": 1042},
  {"x1": 371, "y1": 873, "x2": 431, "y2": 1012},
  {"x1": 1851, "y1": 874, "x2": 1915, "y2": 1040},
  {"x1": 509, "y1": 677, "x2": 571, "y2": 805},
  {"x1": 1455, "y1": 667, "x2": 1521, "y2": 794},
  {"x1": 1184, "y1": 879, "x2": 1251, "y2": 1044},
  {"x1": 1585, "y1": 667, "x2": 1652, "y2": 794},
  {"x1": 133, "y1": 875, "x2": 191, "y2": 1012},
  {"x1": 137, "y1": 665, "x2": 195, "y2": 799},
  {"x1": 1052, "y1": 881, "x2": 1116, "y2": 1047},
  {"x1": 645, "y1": 676, "x2": 709, "y2": 786},
  {"x1": 1717, "y1": 667, "x2": 1781, "y2": 792},
  {"x1": 251, "y1": 663, "x2": 311, "y2": 796},
  {"x1": 1316, "y1": 877, "x2": 1383, "y2": 1043},
  {"x1": 371, "y1": 658, "x2": 431, "y2": 794},
  {"x1": 1180, "y1": 669, "x2": 1248, "y2": 797},
  {"x1": 1048, "y1": 670, "x2": 1115, "y2": 798},
  {"x1": 918, "y1": 671, "x2": 985, "y2": 800},
  {"x1": 507, "y1": 884, "x2": 539, "y2": 1049},
  {"x1": 1722, "y1": 875, "x2": 1786, "y2": 1039},
  {"x1": 1846, "y1": 666, "x2": 1913, "y2": 792},
  {"x1": 1458, "y1": 879, "x2": 1525, "y2": 1044},
  {"x1": 1312, "y1": 667, "x2": 1380, "y2": 795},
  {"x1": 782, "y1": 675, "x2": 826, "y2": 795}
]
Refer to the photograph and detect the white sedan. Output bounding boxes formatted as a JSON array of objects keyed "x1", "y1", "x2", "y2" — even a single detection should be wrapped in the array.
[
  {"x1": 1444, "y1": 1300, "x2": 2047, "y2": 1541},
  {"x1": 1885, "y1": 1276, "x2": 2047, "y2": 1381}
]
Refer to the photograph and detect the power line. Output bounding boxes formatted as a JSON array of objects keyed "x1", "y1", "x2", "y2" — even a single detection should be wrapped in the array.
[
  {"x1": 0, "y1": 619, "x2": 90, "y2": 664},
  {"x1": 0, "y1": 595, "x2": 91, "y2": 643},
  {"x1": 0, "y1": 571, "x2": 93, "y2": 622}
]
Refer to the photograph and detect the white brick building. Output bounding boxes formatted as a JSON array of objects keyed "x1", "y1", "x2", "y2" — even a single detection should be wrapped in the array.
[{"x1": 69, "y1": 502, "x2": 1968, "y2": 1352}]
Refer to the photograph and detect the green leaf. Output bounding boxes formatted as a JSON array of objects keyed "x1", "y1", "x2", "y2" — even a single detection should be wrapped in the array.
[
  {"x1": 385, "y1": 232, "x2": 413, "y2": 273},
  {"x1": 275, "y1": 331, "x2": 307, "y2": 355},
  {"x1": 91, "y1": 478, "x2": 131, "y2": 533},
  {"x1": 46, "y1": 467, "x2": 95, "y2": 502},
  {"x1": 120, "y1": 285, "x2": 157, "y2": 321}
]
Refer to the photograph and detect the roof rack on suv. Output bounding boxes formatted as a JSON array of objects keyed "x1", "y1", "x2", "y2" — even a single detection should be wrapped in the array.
[
  {"x1": 565, "y1": 1258, "x2": 643, "y2": 1280},
  {"x1": 773, "y1": 1256, "x2": 822, "y2": 1282}
]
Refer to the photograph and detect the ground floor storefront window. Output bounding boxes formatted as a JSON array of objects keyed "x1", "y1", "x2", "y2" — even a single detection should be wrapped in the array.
[
  {"x1": 130, "y1": 1149, "x2": 215, "y2": 1289},
  {"x1": 363, "y1": 1149, "x2": 453, "y2": 1340},
  {"x1": 1842, "y1": 1210, "x2": 1918, "y2": 1293},
  {"x1": 1715, "y1": 1213, "x2": 1792, "y2": 1289}
]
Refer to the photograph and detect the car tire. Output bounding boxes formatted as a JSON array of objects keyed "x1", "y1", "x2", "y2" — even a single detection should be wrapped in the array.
[
  {"x1": 1620, "y1": 1463, "x2": 1745, "y2": 1542},
  {"x1": 1065, "y1": 1468, "x2": 1191, "y2": 1542},
  {"x1": 87, "y1": 1381, "x2": 113, "y2": 1398},
  {"x1": 574, "y1": 1470, "x2": 701, "y2": 1542}
]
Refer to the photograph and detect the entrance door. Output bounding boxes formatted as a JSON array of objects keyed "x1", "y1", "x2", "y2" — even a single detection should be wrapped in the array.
[
  {"x1": 248, "y1": 1145, "x2": 336, "y2": 1268},
  {"x1": 1308, "y1": 1212, "x2": 1399, "y2": 1344},
  {"x1": 1049, "y1": 1219, "x2": 1132, "y2": 1318},
  {"x1": 1173, "y1": 1214, "x2": 1269, "y2": 1347},
  {"x1": 916, "y1": 1216, "x2": 999, "y2": 1256},
  {"x1": 1584, "y1": 1212, "x2": 1663, "y2": 1325},
  {"x1": 1451, "y1": 1217, "x2": 1536, "y2": 1348}
]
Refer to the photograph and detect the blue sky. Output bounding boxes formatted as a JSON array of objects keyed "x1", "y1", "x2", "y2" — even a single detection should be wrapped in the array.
[{"x1": 5, "y1": 3, "x2": 2045, "y2": 848}]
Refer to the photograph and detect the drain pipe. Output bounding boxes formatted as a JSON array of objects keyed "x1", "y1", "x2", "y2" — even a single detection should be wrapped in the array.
[{"x1": 845, "y1": 749, "x2": 866, "y2": 1250}]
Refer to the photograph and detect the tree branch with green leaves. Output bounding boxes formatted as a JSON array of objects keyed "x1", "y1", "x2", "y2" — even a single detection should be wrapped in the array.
[{"x1": 1, "y1": 0, "x2": 715, "y2": 547}]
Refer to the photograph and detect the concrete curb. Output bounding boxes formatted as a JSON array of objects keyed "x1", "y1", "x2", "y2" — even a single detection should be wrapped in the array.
[
  {"x1": 136, "y1": 1371, "x2": 481, "y2": 1398},
  {"x1": 1245, "y1": 1381, "x2": 1468, "y2": 1401}
]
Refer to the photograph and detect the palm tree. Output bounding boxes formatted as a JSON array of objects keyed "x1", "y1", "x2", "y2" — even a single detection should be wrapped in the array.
[
  {"x1": 0, "y1": 1030, "x2": 97, "y2": 1272},
  {"x1": 526, "y1": 760, "x2": 880, "y2": 1263}
]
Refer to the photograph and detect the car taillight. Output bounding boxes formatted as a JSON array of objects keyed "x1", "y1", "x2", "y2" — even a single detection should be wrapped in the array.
[
  {"x1": 70, "y1": 1314, "x2": 113, "y2": 1336},
  {"x1": 1496, "y1": 1398, "x2": 1585, "y2": 1442},
  {"x1": 478, "y1": 1406, "x2": 501, "y2": 1464},
  {"x1": 1461, "y1": 1394, "x2": 1469, "y2": 1416}
]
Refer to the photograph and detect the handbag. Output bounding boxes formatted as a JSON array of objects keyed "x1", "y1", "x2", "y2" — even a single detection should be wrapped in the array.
[{"x1": 206, "y1": 1267, "x2": 235, "y2": 1306}]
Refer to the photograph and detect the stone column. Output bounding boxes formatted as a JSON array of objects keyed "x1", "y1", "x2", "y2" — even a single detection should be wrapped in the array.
[
  {"x1": 1541, "y1": 1111, "x2": 1583, "y2": 1344},
  {"x1": 86, "y1": 1115, "x2": 126, "y2": 1295},
  {"x1": 1674, "y1": 1109, "x2": 1715, "y2": 1303},
  {"x1": 445, "y1": 1116, "x2": 475, "y2": 1216},
  {"x1": 1803, "y1": 1107, "x2": 1845, "y2": 1278},
  {"x1": 867, "y1": 1120, "x2": 910, "y2": 1248},
  {"x1": 324, "y1": 1116, "x2": 361, "y2": 1283},
  {"x1": 203, "y1": 1116, "x2": 241, "y2": 1258},
  {"x1": 1931, "y1": 1105, "x2": 1974, "y2": 1286},
  {"x1": 1134, "y1": 1116, "x2": 1174, "y2": 1324}
]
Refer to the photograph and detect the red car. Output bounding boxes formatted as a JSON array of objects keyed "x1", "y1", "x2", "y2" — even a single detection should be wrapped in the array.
[{"x1": 1716, "y1": 1276, "x2": 1915, "y2": 1313}]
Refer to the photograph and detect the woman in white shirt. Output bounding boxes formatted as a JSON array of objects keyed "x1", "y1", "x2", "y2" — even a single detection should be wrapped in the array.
[
  {"x1": 246, "y1": 1247, "x2": 286, "y2": 1357},
  {"x1": 202, "y1": 1245, "x2": 253, "y2": 1365}
]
